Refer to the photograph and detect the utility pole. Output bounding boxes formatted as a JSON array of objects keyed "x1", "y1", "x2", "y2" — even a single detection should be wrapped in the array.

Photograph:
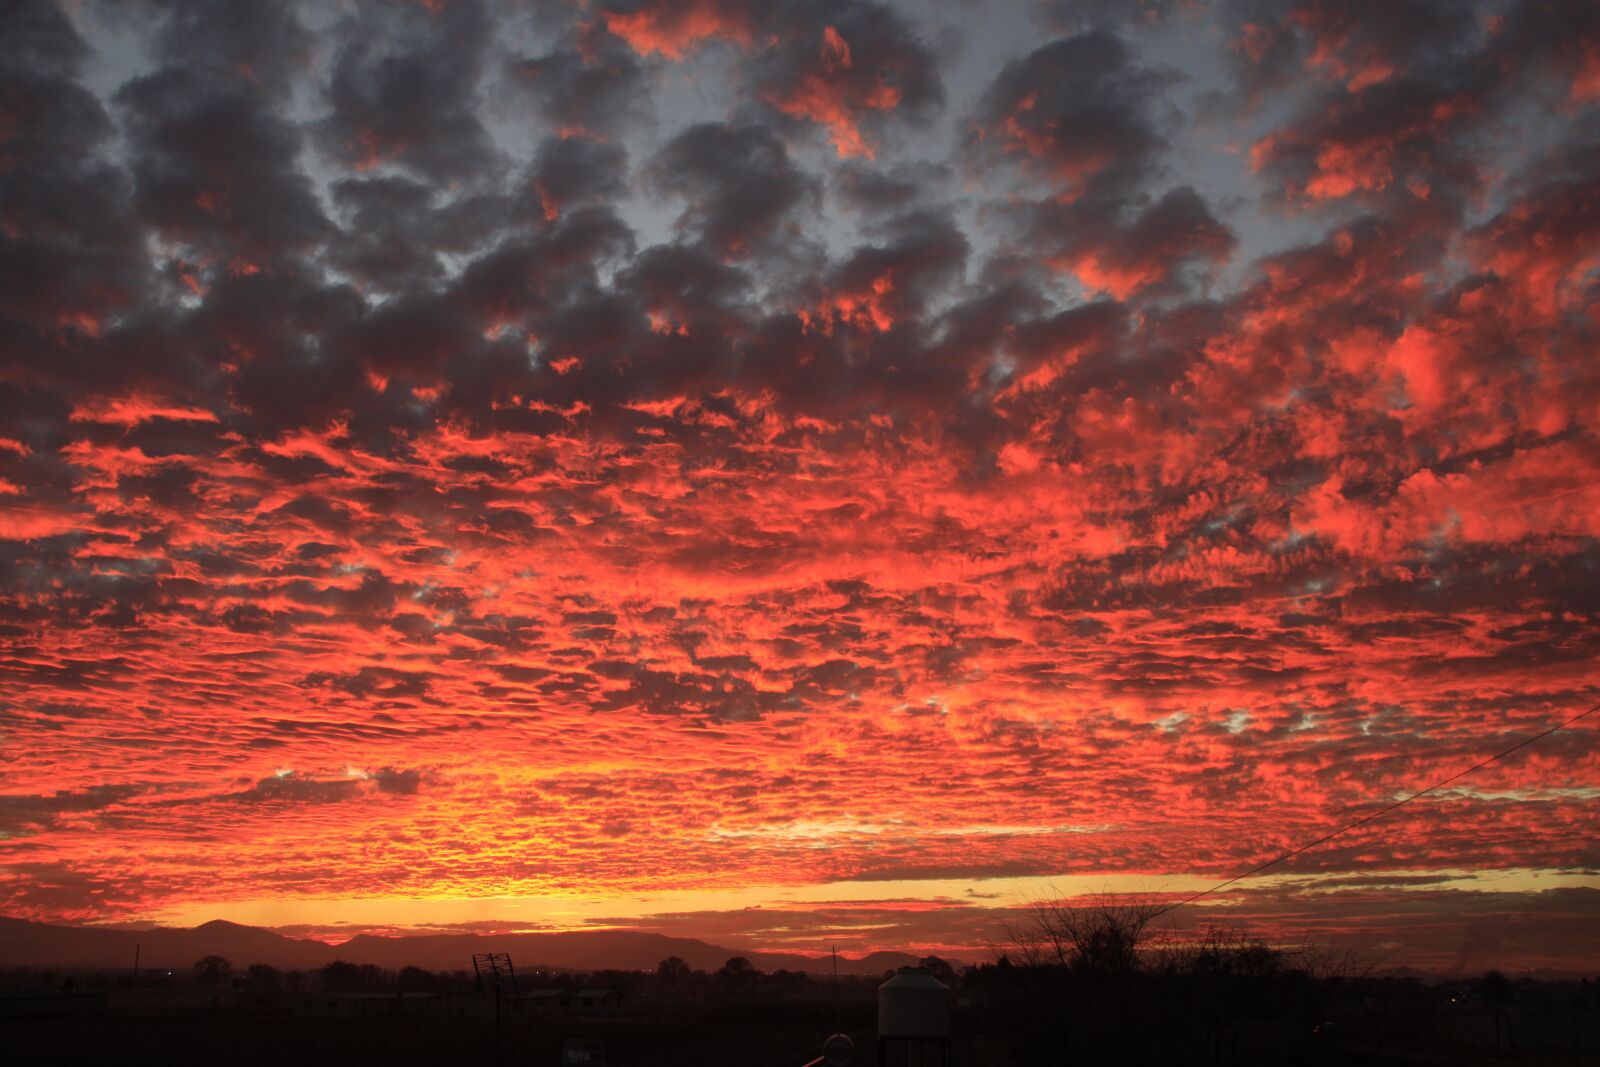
[{"x1": 832, "y1": 946, "x2": 840, "y2": 1033}]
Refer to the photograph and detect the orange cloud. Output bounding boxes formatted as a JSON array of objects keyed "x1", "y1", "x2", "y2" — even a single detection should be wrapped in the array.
[
  {"x1": 603, "y1": 0, "x2": 750, "y2": 60},
  {"x1": 764, "y1": 26, "x2": 904, "y2": 159}
]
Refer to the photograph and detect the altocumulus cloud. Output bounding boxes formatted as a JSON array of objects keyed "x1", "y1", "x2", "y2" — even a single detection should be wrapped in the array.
[{"x1": 0, "y1": 0, "x2": 1596, "y2": 968}]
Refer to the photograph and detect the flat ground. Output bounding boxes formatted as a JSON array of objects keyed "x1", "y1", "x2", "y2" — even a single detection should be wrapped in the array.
[{"x1": 4, "y1": 994, "x2": 1596, "y2": 1065}]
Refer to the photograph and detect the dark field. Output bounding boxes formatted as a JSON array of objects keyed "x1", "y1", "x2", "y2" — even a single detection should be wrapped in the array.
[
  {"x1": 6, "y1": 1011, "x2": 867, "y2": 1067},
  {"x1": 4, "y1": 980, "x2": 1598, "y2": 1066}
]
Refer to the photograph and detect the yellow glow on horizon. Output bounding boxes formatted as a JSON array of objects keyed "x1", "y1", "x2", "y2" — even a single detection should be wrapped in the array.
[{"x1": 136, "y1": 866, "x2": 1600, "y2": 942}]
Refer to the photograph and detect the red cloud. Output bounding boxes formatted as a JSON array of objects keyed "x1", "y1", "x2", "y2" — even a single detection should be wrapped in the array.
[{"x1": 1, "y1": 0, "x2": 1596, "y2": 973}]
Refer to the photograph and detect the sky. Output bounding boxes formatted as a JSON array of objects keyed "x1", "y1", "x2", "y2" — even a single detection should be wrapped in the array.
[{"x1": 1, "y1": 0, "x2": 1598, "y2": 974}]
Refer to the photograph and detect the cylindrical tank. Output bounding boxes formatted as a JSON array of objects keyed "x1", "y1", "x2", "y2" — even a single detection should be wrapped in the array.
[{"x1": 877, "y1": 967, "x2": 951, "y2": 1039}]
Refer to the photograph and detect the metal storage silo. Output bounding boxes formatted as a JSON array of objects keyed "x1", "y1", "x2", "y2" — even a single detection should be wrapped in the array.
[{"x1": 878, "y1": 967, "x2": 951, "y2": 1065}]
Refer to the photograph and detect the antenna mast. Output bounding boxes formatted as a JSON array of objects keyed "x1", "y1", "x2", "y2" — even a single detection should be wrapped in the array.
[{"x1": 471, "y1": 952, "x2": 519, "y2": 1067}]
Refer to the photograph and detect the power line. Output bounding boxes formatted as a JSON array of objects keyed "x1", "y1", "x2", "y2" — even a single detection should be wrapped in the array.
[{"x1": 1148, "y1": 698, "x2": 1600, "y2": 922}]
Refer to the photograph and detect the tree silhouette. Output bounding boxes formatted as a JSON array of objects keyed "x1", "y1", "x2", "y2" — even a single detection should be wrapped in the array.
[
  {"x1": 320, "y1": 959, "x2": 363, "y2": 992},
  {"x1": 398, "y1": 965, "x2": 445, "y2": 992},
  {"x1": 716, "y1": 956, "x2": 756, "y2": 990},
  {"x1": 193, "y1": 955, "x2": 231, "y2": 986},
  {"x1": 1174, "y1": 924, "x2": 1281, "y2": 978},
  {"x1": 656, "y1": 956, "x2": 690, "y2": 984},
  {"x1": 1001, "y1": 893, "x2": 1161, "y2": 974}
]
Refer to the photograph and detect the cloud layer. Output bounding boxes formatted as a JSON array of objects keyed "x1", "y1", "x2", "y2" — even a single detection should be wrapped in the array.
[{"x1": 1, "y1": 0, "x2": 1597, "y2": 966}]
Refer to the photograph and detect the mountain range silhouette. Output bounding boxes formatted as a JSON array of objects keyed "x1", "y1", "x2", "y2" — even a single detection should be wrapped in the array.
[{"x1": 0, "y1": 916, "x2": 924, "y2": 974}]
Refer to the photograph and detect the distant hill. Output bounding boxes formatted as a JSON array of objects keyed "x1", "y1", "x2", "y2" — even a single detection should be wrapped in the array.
[
  {"x1": 0, "y1": 917, "x2": 330, "y2": 972},
  {"x1": 0, "y1": 916, "x2": 922, "y2": 976}
]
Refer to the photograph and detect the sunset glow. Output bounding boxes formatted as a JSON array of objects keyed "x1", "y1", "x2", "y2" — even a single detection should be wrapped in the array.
[{"x1": 2, "y1": 0, "x2": 1598, "y2": 974}]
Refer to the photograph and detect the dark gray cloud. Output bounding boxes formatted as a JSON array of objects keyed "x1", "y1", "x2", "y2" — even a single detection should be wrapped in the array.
[
  {"x1": 326, "y1": 177, "x2": 457, "y2": 292},
  {"x1": 117, "y1": 66, "x2": 333, "y2": 264},
  {"x1": 145, "y1": 0, "x2": 314, "y2": 96},
  {"x1": 0, "y1": 785, "x2": 146, "y2": 836},
  {"x1": 316, "y1": 0, "x2": 503, "y2": 187},
  {"x1": 648, "y1": 121, "x2": 822, "y2": 257},
  {"x1": 0, "y1": 1, "x2": 145, "y2": 348},
  {"x1": 508, "y1": 21, "x2": 651, "y2": 137},
  {"x1": 1215, "y1": 0, "x2": 1481, "y2": 110},
  {"x1": 998, "y1": 185, "x2": 1236, "y2": 301},
  {"x1": 4, "y1": 0, "x2": 90, "y2": 78},
  {"x1": 1033, "y1": 0, "x2": 1190, "y2": 33},
  {"x1": 831, "y1": 158, "x2": 952, "y2": 215},
  {"x1": 966, "y1": 30, "x2": 1177, "y2": 200},
  {"x1": 230, "y1": 773, "x2": 363, "y2": 805},
  {"x1": 524, "y1": 135, "x2": 631, "y2": 224}
]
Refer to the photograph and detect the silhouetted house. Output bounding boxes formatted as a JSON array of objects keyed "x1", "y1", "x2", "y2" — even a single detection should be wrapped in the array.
[
  {"x1": 570, "y1": 988, "x2": 622, "y2": 1014},
  {"x1": 435, "y1": 990, "x2": 496, "y2": 1020},
  {"x1": 521, "y1": 988, "x2": 568, "y2": 1014}
]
